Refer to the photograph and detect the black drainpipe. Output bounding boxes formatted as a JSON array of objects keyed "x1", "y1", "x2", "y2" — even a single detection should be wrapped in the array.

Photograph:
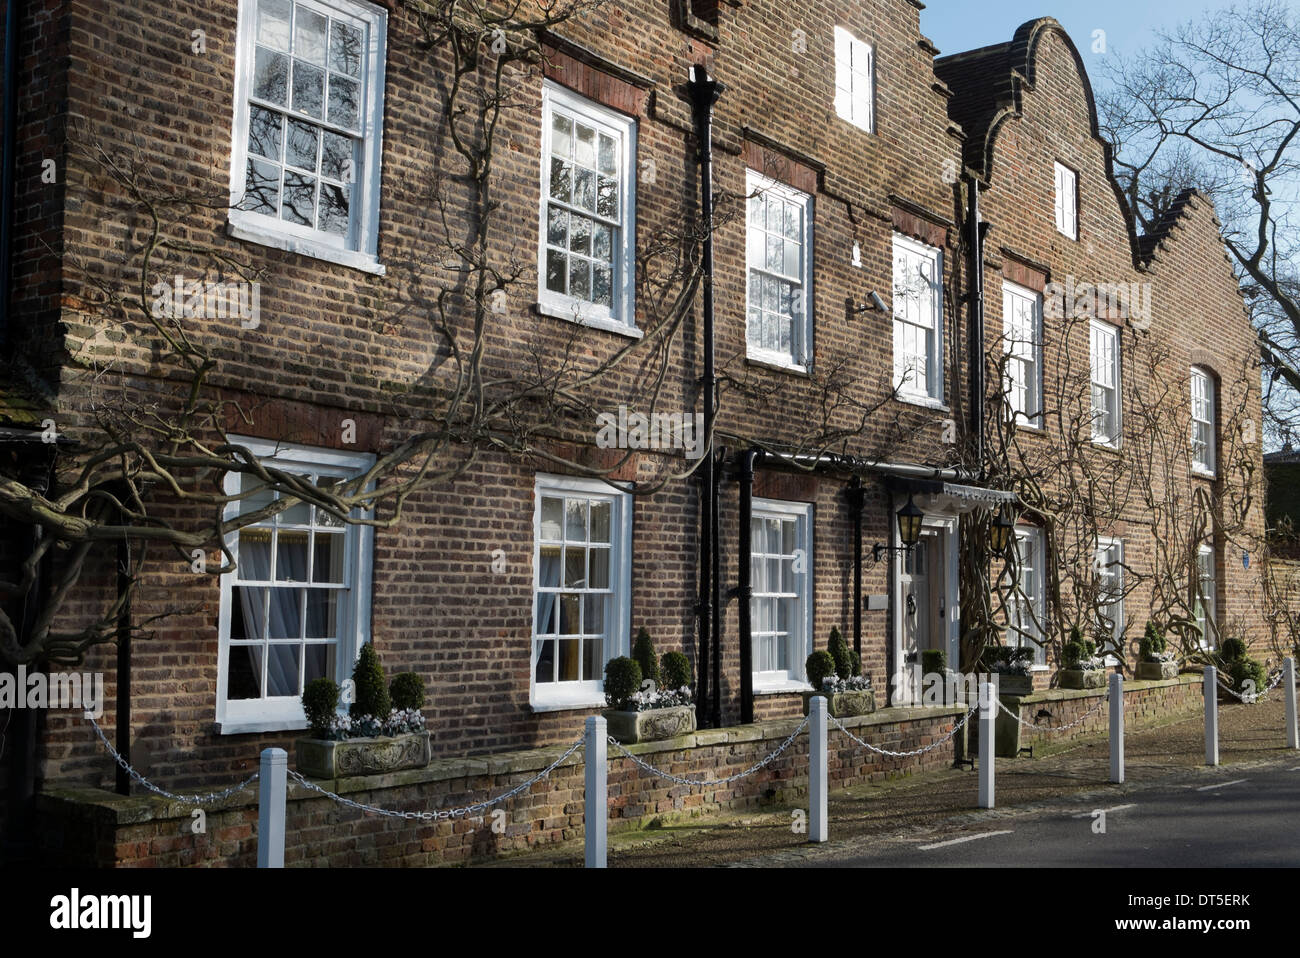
[
  {"x1": 966, "y1": 174, "x2": 988, "y2": 478},
  {"x1": 5, "y1": 441, "x2": 53, "y2": 864},
  {"x1": 1, "y1": 0, "x2": 24, "y2": 346},
  {"x1": 847, "y1": 477, "x2": 864, "y2": 659},
  {"x1": 735, "y1": 449, "x2": 757, "y2": 724},
  {"x1": 686, "y1": 64, "x2": 724, "y2": 728},
  {"x1": 711, "y1": 444, "x2": 724, "y2": 728},
  {"x1": 115, "y1": 531, "x2": 132, "y2": 795}
]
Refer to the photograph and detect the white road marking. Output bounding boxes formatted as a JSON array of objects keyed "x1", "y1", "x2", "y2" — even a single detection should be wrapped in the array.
[
  {"x1": 1071, "y1": 803, "x2": 1136, "y2": 818},
  {"x1": 1290, "y1": 766, "x2": 1300, "y2": 772},
  {"x1": 918, "y1": 830, "x2": 1014, "y2": 851},
  {"x1": 1196, "y1": 779, "x2": 1247, "y2": 791}
]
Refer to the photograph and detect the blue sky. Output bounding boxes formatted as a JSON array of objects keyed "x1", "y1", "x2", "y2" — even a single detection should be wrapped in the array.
[{"x1": 920, "y1": 0, "x2": 1226, "y2": 72}]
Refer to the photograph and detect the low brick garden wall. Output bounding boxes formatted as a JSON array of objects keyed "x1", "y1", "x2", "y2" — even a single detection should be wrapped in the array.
[
  {"x1": 995, "y1": 674, "x2": 1204, "y2": 757},
  {"x1": 34, "y1": 704, "x2": 967, "y2": 867}
]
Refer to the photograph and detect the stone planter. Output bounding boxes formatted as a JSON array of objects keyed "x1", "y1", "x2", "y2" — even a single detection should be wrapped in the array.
[
  {"x1": 802, "y1": 688, "x2": 876, "y2": 718},
  {"x1": 991, "y1": 673, "x2": 1034, "y2": 696},
  {"x1": 1060, "y1": 668, "x2": 1107, "y2": 690},
  {"x1": 604, "y1": 705, "x2": 697, "y2": 744},
  {"x1": 1135, "y1": 660, "x2": 1179, "y2": 681},
  {"x1": 295, "y1": 730, "x2": 432, "y2": 779}
]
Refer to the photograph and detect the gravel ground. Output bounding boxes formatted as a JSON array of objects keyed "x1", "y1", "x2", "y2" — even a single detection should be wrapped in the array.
[{"x1": 474, "y1": 694, "x2": 1296, "y2": 868}]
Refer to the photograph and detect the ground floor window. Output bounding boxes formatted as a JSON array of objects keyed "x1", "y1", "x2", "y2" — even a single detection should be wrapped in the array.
[
  {"x1": 1096, "y1": 537, "x2": 1125, "y2": 654},
  {"x1": 217, "y1": 437, "x2": 375, "y2": 733},
  {"x1": 750, "y1": 498, "x2": 813, "y2": 689},
  {"x1": 531, "y1": 474, "x2": 632, "y2": 708},
  {"x1": 1195, "y1": 544, "x2": 1217, "y2": 649},
  {"x1": 1008, "y1": 526, "x2": 1047, "y2": 666}
]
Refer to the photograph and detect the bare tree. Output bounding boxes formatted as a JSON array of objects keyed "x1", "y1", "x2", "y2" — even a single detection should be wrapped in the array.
[{"x1": 1096, "y1": 0, "x2": 1300, "y2": 446}]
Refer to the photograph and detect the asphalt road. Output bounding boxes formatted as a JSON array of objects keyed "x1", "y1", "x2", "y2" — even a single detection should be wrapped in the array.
[{"x1": 795, "y1": 758, "x2": 1300, "y2": 868}]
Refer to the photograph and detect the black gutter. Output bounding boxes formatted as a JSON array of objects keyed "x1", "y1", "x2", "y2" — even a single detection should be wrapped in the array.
[
  {"x1": 686, "y1": 64, "x2": 724, "y2": 728},
  {"x1": 847, "y1": 477, "x2": 864, "y2": 658},
  {"x1": 735, "y1": 449, "x2": 757, "y2": 723},
  {"x1": 1, "y1": 0, "x2": 22, "y2": 346}
]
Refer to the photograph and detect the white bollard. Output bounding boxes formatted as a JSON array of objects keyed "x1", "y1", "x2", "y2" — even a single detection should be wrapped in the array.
[
  {"x1": 1285, "y1": 657, "x2": 1298, "y2": 750},
  {"x1": 1109, "y1": 672, "x2": 1124, "y2": 783},
  {"x1": 809, "y1": 694, "x2": 828, "y2": 843},
  {"x1": 1205, "y1": 666, "x2": 1219, "y2": 766},
  {"x1": 257, "y1": 747, "x2": 287, "y2": 868},
  {"x1": 584, "y1": 716, "x2": 607, "y2": 868},
  {"x1": 978, "y1": 680, "x2": 995, "y2": 808}
]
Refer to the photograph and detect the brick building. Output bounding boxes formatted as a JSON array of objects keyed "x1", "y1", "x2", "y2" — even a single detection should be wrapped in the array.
[{"x1": 0, "y1": 0, "x2": 1270, "y2": 855}]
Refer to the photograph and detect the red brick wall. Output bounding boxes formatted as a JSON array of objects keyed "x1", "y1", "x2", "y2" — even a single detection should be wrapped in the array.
[{"x1": 35, "y1": 704, "x2": 967, "y2": 867}]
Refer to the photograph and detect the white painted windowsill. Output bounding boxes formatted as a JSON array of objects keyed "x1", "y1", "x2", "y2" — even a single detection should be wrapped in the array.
[
  {"x1": 895, "y1": 392, "x2": 949, "y2": 412},
  {"x1": 754, "y1": 681, "x2": 814, "y2": 696},
  {"x1": 226, "y1": 216, "x2": 386, "y2": 275},
  {"x1": 536, "y1": 301, "x2": 643, "y2": 340},
  {"x1": 217, "y1": 717, "x2": 310, "y2": 736},
  {"x1": 530, "y1": 697, "x2": 609, "y2": 714}
]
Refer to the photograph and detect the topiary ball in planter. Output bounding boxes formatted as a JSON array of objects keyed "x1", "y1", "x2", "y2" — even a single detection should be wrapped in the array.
[
  {"x1": 1062, "y1": 640, "x2": 1084, "y2": 670},
  {"x1": 1220, "y1": 638, "x2": 1247, "y2": 662},
  {"x1": 302, "y1": 678, "x2": 339, "y2": 737},
  {"x1": 350, "y1": 644, "x2": 391, "y2": 719},
  {"x1": 1228, "y1": 657, "x2": 1266, "y2": 697},
  {"x1": 921, "y1": 648, "x2": 946, "y2": 677},
  {"x1": 604, "y1": 656, "x2": 642, "y2": 710},
  {"x1": 660, "y1": 650, "x2": 692, "y2": 690},
  {"x1": 389, "y1": 672, "x2": 425, "y2": 712},
  {"x1": 632, "y1": 627, "x2": 659, "y2": 686},
  {"x1": 850, "y1": 650, "x2": 862, "y2": 677},
  {"x1": 828, "y1": 627, "x2": 852, "y2": 680},
  {"x1": 806, "y1": 650, "x2": 836, "y2": 691}
]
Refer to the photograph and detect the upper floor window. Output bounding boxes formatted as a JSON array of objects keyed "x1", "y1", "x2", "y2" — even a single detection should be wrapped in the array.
[
  {"x1": 751, "y1": 499, "x2": 813, "y2": 690},
  {"x1": 1090, "y1": 320, "x2": 1121, "y2": 447},
  {"x1": 538, "y1": 81, "x2": 637, "y2": 334},
  {"x1": 892, "y1": 233, "x2": 944, "y2": 405},
  {"x1": 229, "y1": 0, "x2": 387, "y2": 273},
  {"x1": 834, "y1": 26, "x2": 874, "y2": 133},
  {"x1": 1009, "y1": 526, "x2": 1047, "y2": 666},
  {"x1": 217, "y1": 438, "x2": 375, "y2": 733},
  {"x1": 532, "y1": 474, "x2": 632, "y2": 709},
  {"x1": 746, "y1": 171, "x2": 813, "y2": 370},
  {"x1": 1003, "y1": 281, "x2": 1043, "y2": 427},
  {"x1": 1054, "y1": 161, "x2": 1077, "y2": 239},
  {"x1": 1191, "y1": 366, "x2": 1216, "y2": 476}
]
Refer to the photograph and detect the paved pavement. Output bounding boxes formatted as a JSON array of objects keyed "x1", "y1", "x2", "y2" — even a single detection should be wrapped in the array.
[{"x1": 773, "y1": 757, "x2": 1300, "y2": 867}]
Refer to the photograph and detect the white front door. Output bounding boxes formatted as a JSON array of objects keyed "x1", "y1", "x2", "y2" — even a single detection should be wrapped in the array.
[{"x1": 898, "y1": 526, "x2": 948, "y2": 704}]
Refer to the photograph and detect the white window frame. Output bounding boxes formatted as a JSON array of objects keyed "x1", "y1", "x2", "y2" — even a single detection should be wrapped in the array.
[
  {"x1": 750, "y1": 498, "x2": 814, "y2": 692},
  {"x1": 227, "y1": 0, "x2": 388, "y2": 274},
  {"x1": 530, "y1": 474, "x2": 633, "y2": 711},
  {"x1": 833, "y1": 26, "x2": 874, "y2": 133},
  {"x1": 536, "y1": 81, "x2": 638, "y2": 337},
  {"x1": 745, "y1": 170, "x2": 814, "y2": 371},
  {"x1": 1002, "y1": 280, "x2": 1043, "y2": 428},
  {"x1": 1191, "y1": 366, "x2": 1216, "y2": 477},
  {"x1": 1008, "y1": 527, "x2": 1048, "y2": 668},
  {"x1": 892, "y1": 233, "x2": 945, "y2": 406},
  {"x1": 1054, "y1": 161, "x2": 1077, "y2": 239},
  {"x1": 1195, "y1": 544, "x2": 1218, "y2": 650},
  {"x1": 216, "y1": 436, "x2": 375, "y2": 734},
  {"x1": 1090, "y1": 319, "x2": 1122, "y2": 448},
  {"x1": 1095, "y1": 537, "x2": 1125, "y2": 657}
]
